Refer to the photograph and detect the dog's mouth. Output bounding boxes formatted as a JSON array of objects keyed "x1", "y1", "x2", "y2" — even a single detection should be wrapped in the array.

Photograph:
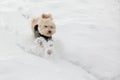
[{"x1": 45, "y1": 33, "x2": 53, "y2": 37}]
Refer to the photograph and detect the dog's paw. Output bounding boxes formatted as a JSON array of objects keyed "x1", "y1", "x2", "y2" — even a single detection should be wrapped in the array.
[
  {"x1": 44, "y1": 48, "x2": 55, "y2": 58},
  {"x1": 47, "y1": 49, "x2": 52, "y2": 55}
]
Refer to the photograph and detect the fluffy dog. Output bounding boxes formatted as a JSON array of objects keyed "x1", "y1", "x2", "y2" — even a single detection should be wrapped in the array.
[
  {"x1": 31, "y1": 13, "x2": 56, "y2": 41},
  {"x1": 31, "y1": 14, "x2": 56, "y2": 56}
]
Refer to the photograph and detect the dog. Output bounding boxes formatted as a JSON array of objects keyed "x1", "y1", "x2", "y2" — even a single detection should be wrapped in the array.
[
  {"x1": 31, "y1": 13, "x2": 56, "y2": 41},
  {"x1": 31, "y1": 14, "x2": 56, "y2": 56}
]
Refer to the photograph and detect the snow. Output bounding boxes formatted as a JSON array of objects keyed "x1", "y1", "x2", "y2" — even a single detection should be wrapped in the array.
[{"x1": 0, "y1": 0, "x2": 120, "y2": 80}]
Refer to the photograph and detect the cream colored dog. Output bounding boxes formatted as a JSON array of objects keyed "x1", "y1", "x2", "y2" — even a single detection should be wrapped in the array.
[{"x1": 31, "y1": 13, "x2": 56, "y2": 41}]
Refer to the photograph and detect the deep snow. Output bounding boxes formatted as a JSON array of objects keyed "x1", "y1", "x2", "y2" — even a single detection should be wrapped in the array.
[{"x1": 0, "y1": 0, "x2": 120, "y2": 80}]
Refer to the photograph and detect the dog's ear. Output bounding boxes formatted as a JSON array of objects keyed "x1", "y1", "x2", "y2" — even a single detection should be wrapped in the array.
[{"x1": 41, "y1": 13, "x2": 52, "y2": 20}]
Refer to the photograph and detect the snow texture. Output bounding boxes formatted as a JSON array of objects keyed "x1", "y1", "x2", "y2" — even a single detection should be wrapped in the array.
[{"x1": 0, "y1": 0, "x2": 120, "y2": 80}]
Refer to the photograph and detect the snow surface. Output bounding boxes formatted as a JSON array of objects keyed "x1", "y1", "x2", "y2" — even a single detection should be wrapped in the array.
[{"x1": 0, "y1": 0, "x2": 120, "y2": 80}]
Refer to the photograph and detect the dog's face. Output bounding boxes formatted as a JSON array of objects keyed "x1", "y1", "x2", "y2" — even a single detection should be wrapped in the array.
[{"x1": 38, "y1": 14, "x2": 56, "y2": 37}]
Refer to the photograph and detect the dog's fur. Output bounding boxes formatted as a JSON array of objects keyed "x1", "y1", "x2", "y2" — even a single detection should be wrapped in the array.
[{"x1": 31, "y1": 14, "x2": 56, "y2": 41}]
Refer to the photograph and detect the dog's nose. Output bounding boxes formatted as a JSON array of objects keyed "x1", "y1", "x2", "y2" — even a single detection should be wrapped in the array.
[{"x1": 48, "y1": 30, "x2": 52, "y2": 33}]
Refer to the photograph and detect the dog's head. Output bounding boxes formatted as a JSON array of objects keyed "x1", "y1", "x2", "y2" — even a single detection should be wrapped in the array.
[{"x1": 37, "y1": 14, "x2": 56, "y2": 37}]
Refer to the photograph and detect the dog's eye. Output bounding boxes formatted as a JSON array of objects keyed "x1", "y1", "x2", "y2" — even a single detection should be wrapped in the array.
[
  {"x1": 44, "y1": 26, "x2": 48, "y2": 28},
  {"x1": 51, "y1": 26, "x2": 53, "y2": 29}
]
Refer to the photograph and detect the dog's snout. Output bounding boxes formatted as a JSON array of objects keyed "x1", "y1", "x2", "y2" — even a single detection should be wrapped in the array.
[{"x1": 48, "y1": 30, "x2": 52, "y2": 33}]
